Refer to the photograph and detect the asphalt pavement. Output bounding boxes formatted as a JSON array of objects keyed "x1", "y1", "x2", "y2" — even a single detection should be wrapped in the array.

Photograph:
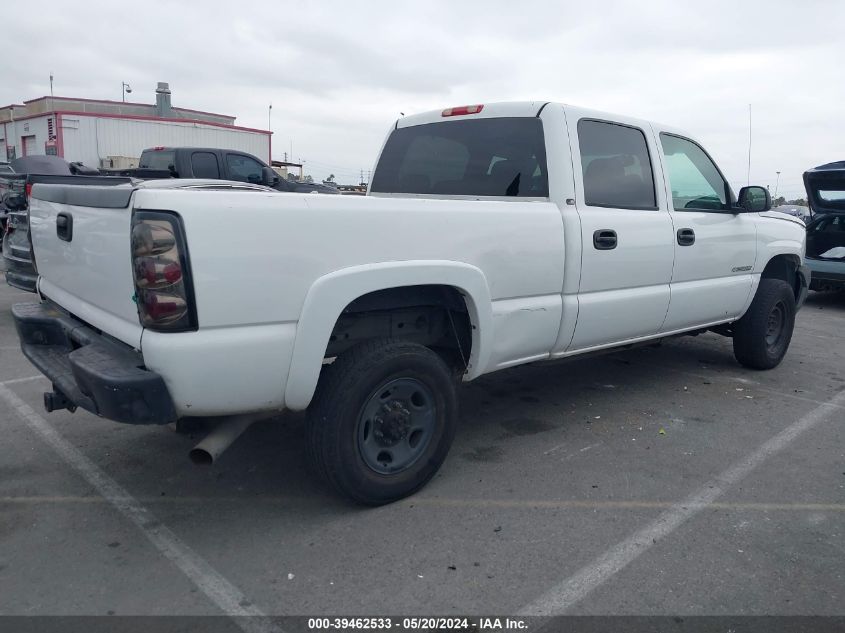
[{"x1": 0, "y1": 281, "x2": 842, "y2": 619}]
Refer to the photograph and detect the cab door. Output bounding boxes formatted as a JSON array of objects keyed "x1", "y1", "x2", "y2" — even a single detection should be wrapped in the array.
[
  {"x1": 655, "y1": 132, "x2": 756, "y2": 332},
  {"x1": 564, "y1": 109, "x2": 675, "y2": 351}
]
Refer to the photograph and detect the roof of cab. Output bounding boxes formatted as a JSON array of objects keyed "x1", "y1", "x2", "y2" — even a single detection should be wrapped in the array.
[
  {"x1": 394, "y1": 100, "x2": 683, "y2": 138},
  {"x1": 396, "y1": 101, "x2": 549, "y2": 128}
]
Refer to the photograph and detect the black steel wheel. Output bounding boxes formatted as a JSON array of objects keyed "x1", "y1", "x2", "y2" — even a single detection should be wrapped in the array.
[
  {"x1": 307, "y1": 339, "x2": 458, "y2": 505},
  {"x1": 733, "y1": 278, "x2": 796, "y2": 370},
  {"x1": 357, "y1": 377, "x2": 437, "y2": 475}
]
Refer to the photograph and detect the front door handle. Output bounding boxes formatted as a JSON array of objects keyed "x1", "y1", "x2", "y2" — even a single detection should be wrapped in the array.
[
  {"x1": 677, "y1": 228, "x2": 695, "y2": 246},
  {"x1": 593, "y1": 229, "x2": 617, "y2": 250},
  {"x1": 56, "y1": 212, "x2": 73, "y2": 242}
]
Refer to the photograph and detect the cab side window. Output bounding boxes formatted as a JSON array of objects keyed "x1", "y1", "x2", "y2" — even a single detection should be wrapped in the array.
[
  {"x1": 660, "y1": 134, "x2": 728, "y2": 211},
  {"x1": 226, "y1": 153, "x2": 264, "y2": 183},
  {"x1": 578, "y1": 119, "x2": 657, "y2": 210},
  {"x1": 191, "y1": 152, "x2": 220, "y2": 179}
]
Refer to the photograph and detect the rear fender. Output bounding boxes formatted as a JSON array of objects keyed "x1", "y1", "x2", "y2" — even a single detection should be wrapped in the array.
[{"x1": 284, "y1": 261, "x2": 492, "y2": 410}]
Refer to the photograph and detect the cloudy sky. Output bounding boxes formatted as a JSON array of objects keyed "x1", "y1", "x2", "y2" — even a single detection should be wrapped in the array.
[{"x1": 4, "y1": 0, "x2": 843, "y2": 197}]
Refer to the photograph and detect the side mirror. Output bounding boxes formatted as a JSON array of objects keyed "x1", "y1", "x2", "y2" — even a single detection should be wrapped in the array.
[
  {"x1": 261, "y1": 166, "x2": 280, "y2": 187},
  {"x1": 737, "y1": 186, "x2": 771, "y2": 212}
]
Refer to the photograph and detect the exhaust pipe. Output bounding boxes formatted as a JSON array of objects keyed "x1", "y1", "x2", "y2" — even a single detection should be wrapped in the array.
[{"x1": 189, "y1": 415, "x2": 257, "y2": 465}]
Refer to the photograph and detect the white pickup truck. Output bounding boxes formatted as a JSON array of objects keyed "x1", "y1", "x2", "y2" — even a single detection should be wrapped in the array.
[{"x1": 14, "y1": 101, "x2": 809, "y2": 505}]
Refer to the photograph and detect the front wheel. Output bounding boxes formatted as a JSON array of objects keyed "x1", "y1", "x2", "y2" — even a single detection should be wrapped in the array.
[
  {"x1": 307, "y1": 339, "x2": 458, "y2": 505},
  {"x1": 732, "y1": 278, "x2": 796, "y2": 370}
]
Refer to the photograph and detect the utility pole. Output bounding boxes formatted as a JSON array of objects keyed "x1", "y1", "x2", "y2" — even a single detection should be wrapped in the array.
[
  {"x1": 268, "y1": 103, "x2": 272, "y2": 133},
  {"x1": 49, "y1": 73, "x2": 54, "y2": 98},
  {"x1": 774, "y1": 171, "x2": 781, "y2": 200}
]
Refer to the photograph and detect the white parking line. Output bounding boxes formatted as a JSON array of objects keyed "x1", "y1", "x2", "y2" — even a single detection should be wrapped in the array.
[
  {"x1": 0, "y1": 384, "x2": 282, "y2": 633},
  {"x1": 517, "y1": 388, "x2": 845, "y2": 616}
]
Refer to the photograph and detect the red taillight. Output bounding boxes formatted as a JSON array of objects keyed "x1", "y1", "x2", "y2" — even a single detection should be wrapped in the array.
[
  {"x1": 441, "y1": 104, "x2": 484, "y2": 117},
  {"x1": 131, "y1": 212, "x2": 196, "y2": 332},
  {"x1": 142, "y1": 292, "x2": 188, "y2": 324},
  {"x1": 25, "y1": 183, "x2": 33, "y2": 198},
  {"x1": 134, "y1": 256, "x2": 183, "y2": 287},
  {"x1": 153, "y1": 146, "x2": 166, "y2": 151}
]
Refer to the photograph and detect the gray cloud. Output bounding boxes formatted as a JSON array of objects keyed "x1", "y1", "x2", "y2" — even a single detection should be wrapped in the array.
[{"x1": 3, "y1": 0, "x2": 843, "y2": 194}]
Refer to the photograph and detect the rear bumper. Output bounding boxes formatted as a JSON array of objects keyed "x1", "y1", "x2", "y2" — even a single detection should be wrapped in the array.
[
  {"x1": 12, "y1": 301, "x2": 177, "y2": 424},
  {"x1": 806, "y1": 258, "x2": 845, "y2": 291},
  {"x1": 2, "y1": 212, "x2": 37, "y2": 293},
  {"x1": 5, "y1": 267, "x2": 38, "y2": 292}
]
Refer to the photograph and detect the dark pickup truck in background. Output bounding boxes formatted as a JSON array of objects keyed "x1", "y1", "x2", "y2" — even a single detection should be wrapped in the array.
[
  {"x1": 1, "y1": 147, "x2": 339, "y2": 293},
  {"x1": 0, "y1": 156, "x2": 133, "y2": 291},
  {"x1": 137, "y1": 147, "x2": 339, "y2": 194}
]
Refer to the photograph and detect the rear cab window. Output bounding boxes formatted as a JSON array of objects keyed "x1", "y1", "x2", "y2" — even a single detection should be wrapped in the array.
[
  {"x1": 140, "y1": 150, "x2": 176, "y2": 171},
  {"x1": 370, "y1": 118, "x2": 549, "y2": 197}
]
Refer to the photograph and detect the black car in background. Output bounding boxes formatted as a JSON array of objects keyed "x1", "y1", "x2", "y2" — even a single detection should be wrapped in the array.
[
  {"x1": 803, "y1": 161, "x2": 845, "y2": 292},
  {"x1": 1, "y1": 147, "x2": 342, "y2": 293},
  {"x1": 0, "y1": 156, "x2": 131, "y2": 291},
  {"x1": 138, "y1": 147, "x2": 340, "y2": 194}
]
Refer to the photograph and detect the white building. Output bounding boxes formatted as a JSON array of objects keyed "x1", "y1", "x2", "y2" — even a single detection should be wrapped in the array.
[{"x1": 0, "y1": 82, "x2": 271, "y2": 168}]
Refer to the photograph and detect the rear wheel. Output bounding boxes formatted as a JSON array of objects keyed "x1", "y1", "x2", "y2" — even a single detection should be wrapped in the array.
[
  {"x1": 307, "y1": 339, "x2": 458, "y2": 505},
  {"x1": 732, "y1": 278, "x2": 796, "y2": 369}
]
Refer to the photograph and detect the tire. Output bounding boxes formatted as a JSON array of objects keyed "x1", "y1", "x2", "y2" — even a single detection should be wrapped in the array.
[
  {"x1": 307, "y1": 339, "x2": 458, "y2": 505},
  {"x1": 732, "y1": 278, "x2": 796, "y2": 370}
]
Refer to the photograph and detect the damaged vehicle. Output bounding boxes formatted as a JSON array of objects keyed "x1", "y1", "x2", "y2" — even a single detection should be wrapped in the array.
[
  {"x1": 14, "y1": 102, "x2": 809, "y2": 504},
  {"x1": 804, "y1": 161, "x2": 845, "y2": 292}
]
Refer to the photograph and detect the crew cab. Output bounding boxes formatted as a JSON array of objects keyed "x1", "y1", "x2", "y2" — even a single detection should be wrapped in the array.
[
  {"x1": 138, "y1": 146, "x2": 339, "y2": 194},
  {"x1": 13, "y1": 102, "x2": 809, "y2": 505}
]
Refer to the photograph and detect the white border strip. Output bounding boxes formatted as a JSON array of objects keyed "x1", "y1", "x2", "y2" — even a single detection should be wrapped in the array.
[
  {"x1": 0, "y1": 384, "x2": 282, "y2": 633},
  {"x1": 518, "y1": 389, "x2": 845, "y2": 615}
]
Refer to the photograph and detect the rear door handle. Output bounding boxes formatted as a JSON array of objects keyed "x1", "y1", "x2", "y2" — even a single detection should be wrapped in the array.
[
  {"x1": 593, "y1": 229, "x2": 617, "y2": 250},
  {"x1": 56, "y1": 212, "x2": 73, "y2": 242},
  {"x1": 677, "y1": 228, "x2": 695, "y2": 246}
]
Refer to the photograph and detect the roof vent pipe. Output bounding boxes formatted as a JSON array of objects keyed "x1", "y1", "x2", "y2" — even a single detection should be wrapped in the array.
[{"x1": 155, "y1": 82, "x2": 172, "y2": 118}]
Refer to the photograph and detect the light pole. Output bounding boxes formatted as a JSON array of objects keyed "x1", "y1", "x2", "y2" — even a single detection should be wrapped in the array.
[
  {"x1": 121, "y1": 82, "x2": 132, "y2": 102},
  {"x1": 268, "y1": 104, "x2": 273, "y2": 163},
  {"x1": 774, "y1": 171, "x2": 781, "y2": 201}
]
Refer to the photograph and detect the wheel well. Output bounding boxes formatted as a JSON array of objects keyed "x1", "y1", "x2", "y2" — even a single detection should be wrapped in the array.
[
  {"x1": 761, "y1": 254, "x2": 801, "y2": 301},
  {"x1": 325, "y1": 285, "x2": 473, "y2": 372}
]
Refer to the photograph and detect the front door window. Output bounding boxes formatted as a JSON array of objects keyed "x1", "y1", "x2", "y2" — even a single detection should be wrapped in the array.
[{"x1": 660, "y1": 134, "x2": 729, "y2": 211}]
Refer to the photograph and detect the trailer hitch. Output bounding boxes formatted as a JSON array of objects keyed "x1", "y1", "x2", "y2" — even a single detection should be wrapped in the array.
[{"x1": 43, "y1": 388, "x2": 77, "y2": 413}]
